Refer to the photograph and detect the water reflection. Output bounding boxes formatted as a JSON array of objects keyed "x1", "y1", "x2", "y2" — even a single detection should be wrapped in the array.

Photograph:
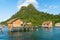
[
  {"x1": 8, "y1": 32, "x2": 35, "y2": 40},
  {"x1": 8, "y1": 32, "x2": 23, "y2": 40},
  {"x1": 0, "y1": 27, "x2": 60, "y2": 40},
  {"x1": 42, "y1": 28, "x2": 53, "y2": 32}
]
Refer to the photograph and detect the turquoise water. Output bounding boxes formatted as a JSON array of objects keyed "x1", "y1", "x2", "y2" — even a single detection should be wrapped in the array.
[{"x1": 0, "y1": 27, "x2": 60, "y2": 40}]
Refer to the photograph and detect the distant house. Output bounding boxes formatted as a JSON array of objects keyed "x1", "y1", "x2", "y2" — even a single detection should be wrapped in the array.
[
  {"x1": 55, "y1": 23, "x2": 60, "y2": 27},
  {"x1": 42, "y1": 21, "x2": 52, "y2": 28},
  {"x1": 25, "y1": 22, "x2": 32, "y2": 28},
  {"x1": 7, "y1": 19, "x2": 23, "y2": 31}
]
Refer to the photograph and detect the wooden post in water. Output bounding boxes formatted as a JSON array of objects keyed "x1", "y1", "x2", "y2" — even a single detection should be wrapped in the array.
[{"x1": 0, "y1": 24, "x2": 4, "y2": 32}]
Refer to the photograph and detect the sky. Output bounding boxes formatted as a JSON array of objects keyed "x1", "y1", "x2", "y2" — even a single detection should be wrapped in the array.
[{"x1": 0, "y1": 0, "x2": 60, "y2": 22}]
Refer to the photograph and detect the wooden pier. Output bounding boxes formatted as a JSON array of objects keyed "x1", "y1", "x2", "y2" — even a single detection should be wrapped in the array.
[
  {"x1": 7, "y1": 19, "x2": 39, "y2": 32},
  {"x1": 11, "y1": 26, "x2": 38, "y2": 32}
]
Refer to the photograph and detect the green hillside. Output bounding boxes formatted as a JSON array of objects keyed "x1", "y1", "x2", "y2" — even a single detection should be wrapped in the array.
[{"x1": 1, "y1": 4, "x2": 60, "y2": 26}]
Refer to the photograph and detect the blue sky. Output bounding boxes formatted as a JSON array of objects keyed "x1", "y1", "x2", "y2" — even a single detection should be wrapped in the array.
[{"x1": 0, "y1": 0, "x2": 60, "y2": 22}]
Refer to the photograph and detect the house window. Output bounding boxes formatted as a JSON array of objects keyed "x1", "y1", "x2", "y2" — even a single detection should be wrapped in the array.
[{"x1": 21, "y1": 24, "x2": 23, "y2": 26}]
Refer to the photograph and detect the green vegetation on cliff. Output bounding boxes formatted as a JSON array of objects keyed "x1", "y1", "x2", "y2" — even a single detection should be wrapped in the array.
[{"x1": 1, "y1": 4, "x2": 60, "y2": 26}]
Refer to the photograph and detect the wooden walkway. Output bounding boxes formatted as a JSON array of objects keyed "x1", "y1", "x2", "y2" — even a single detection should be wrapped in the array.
[{"x1": 11, "y1": 26, "x2": 38, "y2": 32}]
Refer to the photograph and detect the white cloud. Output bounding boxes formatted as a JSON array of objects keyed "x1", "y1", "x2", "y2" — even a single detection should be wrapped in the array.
[
  {"x1": 48, "y1": 5, "x2": 59, "y2": 10},
  {"x1": 39, "y1": 5, "x2": 60, "y2": 14},
  {"x1": 17, "y1": 0, "x2": 38, "y2": 9},
  {"x1": 44, "y1": 5, "x2": 59, "y2": 10}
]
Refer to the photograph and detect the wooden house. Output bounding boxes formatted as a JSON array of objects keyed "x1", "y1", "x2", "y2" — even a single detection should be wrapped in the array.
[
  {"x1": 7, "y1": 19, "x2": 23, "y2": 31},
  {"x1": 42, "y1": 21, "x2": 53, "y2": 28},
  {"x1": 55, "y1": 23, "x2": 60, "y2": 27}
]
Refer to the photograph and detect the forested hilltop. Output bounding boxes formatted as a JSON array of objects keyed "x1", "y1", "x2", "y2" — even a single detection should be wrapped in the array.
[{"x1": 1, "y1": 4, "x2": 60, "y2": 26}]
